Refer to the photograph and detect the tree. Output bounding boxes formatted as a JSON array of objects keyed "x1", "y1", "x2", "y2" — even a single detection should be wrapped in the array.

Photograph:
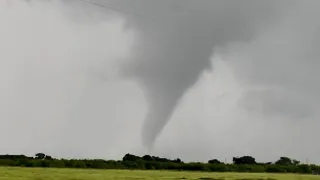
[
  {"x1": 208, "y1": 159, "x2": 221, "y2": 164},
  {"x1": 35, "y1": 153, "x2": 46, "y2": 160},
  {"x1": 142, "y1": 155, "x2": 153, "y2": 161},
  {"x1": 174, "y1": 158, "x2": 182, "y2": 163},
  {"x1": 45, "y1": 155, "x2": 53, "y2": 160},
  {"x1": 292, "y1": 159, "x2": 300, "y2": 165},
  {"x1": 122, "y1": 154, "x2": 141, "y2": 162},
  {"x1": 233, "y1": 156, "x2": 256, "y2": 165},
  {"x1": 275, "y1": 157, "x2": 293, "y2": 165}
]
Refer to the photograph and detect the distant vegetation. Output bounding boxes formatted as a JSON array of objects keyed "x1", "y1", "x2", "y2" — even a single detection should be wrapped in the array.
[{"x1": 0, "y1": 153, "x2": 319, "y2": 174}]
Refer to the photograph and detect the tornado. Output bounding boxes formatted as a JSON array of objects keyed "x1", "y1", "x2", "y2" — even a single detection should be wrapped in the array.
[{"x1": 91, "y1": 0, "x2": 290, "y2": 148}]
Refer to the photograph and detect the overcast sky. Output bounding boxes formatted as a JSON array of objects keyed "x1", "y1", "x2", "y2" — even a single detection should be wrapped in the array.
[{"x1": 0, "y1": 0, "x2": 319, "y2": 164}]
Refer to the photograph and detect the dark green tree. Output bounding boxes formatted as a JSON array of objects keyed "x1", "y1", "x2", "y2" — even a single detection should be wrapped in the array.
[
  {"x1": 233, "y1": 156, "x2": 256, "y2": 165},
  {"x1": 35, "y1": 153, "x2": 46, "y2": 160},
  {"x1": 292, "y1": 159, "x2": 300, "y2": 165},
  {"x1": 174, "y1": 158, "x2": 182, "y2": 163},
  {"x1": 142, "y1": 155, "x2": 153, "y2": 161},
  {"x1": 208, "y1": 159, "x2": 221, "y2": 164},
  {"x1": 45, "y1": 155, "x2": 53, "y2": 160},
  {"x1": 275, "y1": 157, "x2": 293, "y2": 165},
  {"x1": 122, "y1": 154, "x2": 141, "y2": 162}
]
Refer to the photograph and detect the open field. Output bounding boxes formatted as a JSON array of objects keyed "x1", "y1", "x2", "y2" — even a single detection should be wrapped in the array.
[{"x1": 0, "y1": 167, "x2": 320, "y2": 180}]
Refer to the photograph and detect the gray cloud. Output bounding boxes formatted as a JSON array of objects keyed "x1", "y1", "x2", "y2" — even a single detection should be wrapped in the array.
[
  {"x1": 0, "y1": 0, "x2": 138, "y2": 158},
  {"x1": 221, "y1": 0, "x2": 320, "y2": 120}
]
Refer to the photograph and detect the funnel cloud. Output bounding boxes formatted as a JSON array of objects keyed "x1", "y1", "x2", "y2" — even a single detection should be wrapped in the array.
[{"x1": 98, "y1": 0, "x2": 290, "y2": 148}]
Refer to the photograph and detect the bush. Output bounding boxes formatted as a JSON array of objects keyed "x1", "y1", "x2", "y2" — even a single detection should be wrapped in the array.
[{"x1": 0, "y1": 153, "x2": 318, "y2": 174}]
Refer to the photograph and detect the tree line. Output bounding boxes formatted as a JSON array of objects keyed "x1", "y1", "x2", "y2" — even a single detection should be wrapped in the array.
[{"x1": 0, "y1": 153, "x2": 319, "y2": 174}]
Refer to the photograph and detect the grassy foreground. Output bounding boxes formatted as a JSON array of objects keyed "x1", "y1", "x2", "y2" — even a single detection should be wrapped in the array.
[{"x1": 0, "y1": 167, "x2": 320, "y2": 180}]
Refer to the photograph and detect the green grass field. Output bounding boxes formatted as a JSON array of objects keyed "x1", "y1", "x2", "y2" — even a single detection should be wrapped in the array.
[{"x1": 0, "y1": 167, "x2": 320, "y2": 180}]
